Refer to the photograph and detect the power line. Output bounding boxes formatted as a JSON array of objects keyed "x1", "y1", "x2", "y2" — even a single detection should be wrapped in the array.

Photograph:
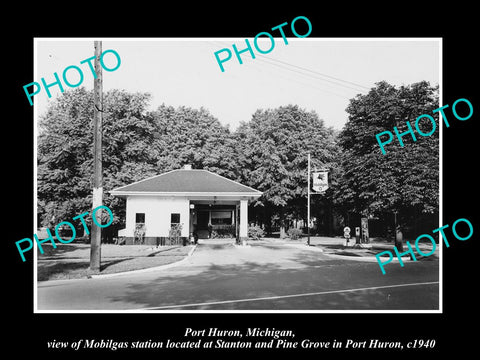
[
  {"x1": 209, "y1": 41, "x2": 370, "y2": 94},
  {"x1": 254, "y1": 56, "x2": 366, "y2": 94},
  {"x1": 259, "y1": 55, "x2": 370, "y2": 90},
  {"x1": 209, "y1": 41, "x2": 358, "y2": 101},
  {"x1": 247, "y1": 58, "x2": 355, "y2": 100}
]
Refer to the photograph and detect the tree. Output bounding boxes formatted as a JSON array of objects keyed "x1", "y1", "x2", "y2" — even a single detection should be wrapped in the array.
[
  {"x1": 234, "y1": 104, "x2": 339, "y2": 237},
  {"x1": 150, "y1": 105, "x2": 237, "y2": 178},
  {"x1": 37, "y1": 88, "x2": 157, "y2": 237},
  {"x1": 333, "y1": 81, "x2": 439, "y2": 243}
]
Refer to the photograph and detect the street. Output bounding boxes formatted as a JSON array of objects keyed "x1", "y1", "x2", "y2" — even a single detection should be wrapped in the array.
[{"x1": 36, "y1": 240, "x2": 439, "y2": 311}]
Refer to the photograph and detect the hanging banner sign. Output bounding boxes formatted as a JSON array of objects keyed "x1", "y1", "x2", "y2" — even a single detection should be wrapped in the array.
[{"x1": 312, "y1": 171, "x2": 329, "y2": 193}]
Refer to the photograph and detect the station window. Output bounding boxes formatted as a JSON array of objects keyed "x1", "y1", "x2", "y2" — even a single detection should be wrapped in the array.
[
  {"x1": 171, "y1": 213, "x2": 180, "y2": 225},
  {"x1": 211, "y1": 211, "x2": 232, "y2": 225},
  {"x1": 135, "y1": 213, "x2": 145, "y2": 224}
]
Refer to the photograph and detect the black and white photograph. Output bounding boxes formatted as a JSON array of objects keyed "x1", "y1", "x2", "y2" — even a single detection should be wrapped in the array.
[
  {"x1": 7, "y1": 6, "x2": 478, "y2": 357},
  {"x1": 33, "y1": 38, "x2": 442, "y2": 312}
]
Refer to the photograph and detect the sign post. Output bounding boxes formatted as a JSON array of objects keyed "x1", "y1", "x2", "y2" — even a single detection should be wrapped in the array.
[{"x1": 307, "y1": 153, "x2": 330, "y2": 247}]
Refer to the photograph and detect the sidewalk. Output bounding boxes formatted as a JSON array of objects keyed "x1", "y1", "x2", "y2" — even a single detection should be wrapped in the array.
[{"x1": 249, "y1": 236, "x2": 439, "y2": 262}]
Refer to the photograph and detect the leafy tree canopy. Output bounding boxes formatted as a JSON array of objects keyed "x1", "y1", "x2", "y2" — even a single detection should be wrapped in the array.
[
  {"x1": 150, "y1": 105, "x2": 237, "y2": 178},
  {"x1": 38, "y1": 88, "x2": 157, "y2": 229},
  {"x1": 334, "y1": 81, "x2": 439, "y2": 222},
  {"x1": 234, "y1": 104, "x2": 339, "y2": 221}
]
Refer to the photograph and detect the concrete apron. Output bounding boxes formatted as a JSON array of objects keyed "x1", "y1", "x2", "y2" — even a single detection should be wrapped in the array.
[{"x1": 188, "y1": 240, "x2": 317, "y2": 270}]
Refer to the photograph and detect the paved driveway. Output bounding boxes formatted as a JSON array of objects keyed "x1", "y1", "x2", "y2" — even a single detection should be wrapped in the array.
[{"x1": 36, "y1": 241, "x2": 439, "y2": 311}]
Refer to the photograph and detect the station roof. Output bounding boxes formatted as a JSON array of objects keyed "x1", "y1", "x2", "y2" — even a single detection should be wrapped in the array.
[{"x1": 110, "y1": 169, "x2": 262, "y2": 197}]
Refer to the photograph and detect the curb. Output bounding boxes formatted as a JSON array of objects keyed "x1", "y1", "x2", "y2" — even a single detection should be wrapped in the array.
[
  {"x1": 89, "y1": 245, "x2": 197, "y2": 279},
  {"x1": 282, "y1": 243, "x2": 325, "y2": 252},
  {"x1": 233, "y1": 244, "x2": 252, "y2": 249},
  {"x1": 281, "y1": 242, "x2": 424, "y2": 262},
  {"x1": 321, "y1": 252, "x2": 421, "y2": 262}
]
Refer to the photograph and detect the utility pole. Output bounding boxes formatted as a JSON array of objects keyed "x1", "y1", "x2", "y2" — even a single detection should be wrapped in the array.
[
  {"x1": 307, "y1": 153, "x2": 311, "y2": 246},
  {"x1": 90, "y1": 41, "x2": 103, "y2": 272}
]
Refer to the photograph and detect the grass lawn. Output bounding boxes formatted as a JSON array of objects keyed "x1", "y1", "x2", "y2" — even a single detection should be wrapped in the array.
[{"x1": 37, "y1": 243, "x2": 193, "y2": 281}]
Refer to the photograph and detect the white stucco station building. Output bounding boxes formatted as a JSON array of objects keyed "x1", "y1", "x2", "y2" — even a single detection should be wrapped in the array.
[{"x1": 110, "y1": 166, "x2": 262, "y2": 245}]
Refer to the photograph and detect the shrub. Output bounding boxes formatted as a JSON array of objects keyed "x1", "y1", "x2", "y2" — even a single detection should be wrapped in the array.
[
  {"x1": 248, "y1": 225, "x2": 265, "y2": 240},
  {"x1": 134, "y1": 224, "x2": 146, "y2": 244},
  {"x1": 169, "y1": 223, "x2": 183, "y2": 245},
  {"x1": 287, "y1": 228, "x2": 303, "y2": 240},
  {"x1": 211, "y1": 225, "x2": 236, "y2": 238}
]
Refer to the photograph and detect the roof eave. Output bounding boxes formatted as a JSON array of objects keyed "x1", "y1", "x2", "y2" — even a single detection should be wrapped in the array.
[{"x1": 109, "y1": 191, "x2": 263, "y2": 198}]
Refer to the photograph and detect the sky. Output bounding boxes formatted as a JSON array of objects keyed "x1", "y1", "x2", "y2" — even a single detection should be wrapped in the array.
[{"x1": 34, "y1": 38, "x2": 440, "y2": 131}]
